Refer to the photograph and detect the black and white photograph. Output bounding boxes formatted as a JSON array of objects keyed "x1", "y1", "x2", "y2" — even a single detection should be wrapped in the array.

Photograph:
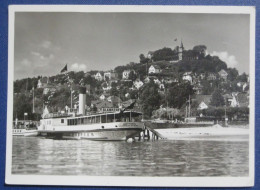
[{"x1": 6, "y1": 5, "x2": 255, "y2": 187}]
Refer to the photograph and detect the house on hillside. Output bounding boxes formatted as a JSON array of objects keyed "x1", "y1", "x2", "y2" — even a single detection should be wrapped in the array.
[
  {"x1": 243, "y1": 83, "x2": 249, "y2": 92},
  {"x1": 200, "y1": 73, "x2": 206, "y2": 80},
  {"x1": 159, "y1": 83, "x2": 165, "y2": 90},
  {"x1": 133, "y1": 79, "x2": 144, "y2": 89},
  {"x1": 182, "y1": 72, "x2": 193, "y2": 83},
  {"x1": 153, "y1": 78, "x2": 161, "y2": 85},
  {"x1": 148, "y1": 65, "x2": 161, "y2": 74},
  {"x1": 99, "y1": 94, "x2": 106, "y2": 100},
  {"x1": 121, "y1": 99, "x2": 141, "y2": 111},
  {"x1": 144, "y1": 76, "x2": 150, "y2": 83},
  {"x1": 37, "y1": 77, "x2": 49, "y2": 88},
  {"x1": 194, "y1": 95, "x2": 211, "y2": 110},
  {"x1": 224, "y1": 93, "x2": 239, "y2": 107},
  {"x1": 110, "y1": 72, "x2": 119, "y2": 81},
  {"x1": 95, "y1": 72, "x2": 103, "y2": 81},
  {"x1": 43, "y1": 84, "x2": 56, "y2": 95},
  {"x1": 125, "y1": 92, "x2": 130, "y2": 98},
  {"x1": 218, "y1": 69, "x2": 228, "y2": 80},
  {"x1": 101, "y1": 82, "x2": 111, "y2": 91},
  {"x1": 122, "y1": 70, "x2": 132, "y2": 80},
  {"x1": 107, "y1": 95, "x2": 121, "y2": 105},
  {"x1": 103, "y1": 72, "x2": 111, "y2": 80},
  {"x1": 207, "y1": 73, "x2": 217, "y2": 81},
  {"x1": 237, "y1": 82, "x2": 249, "y2": 92}
]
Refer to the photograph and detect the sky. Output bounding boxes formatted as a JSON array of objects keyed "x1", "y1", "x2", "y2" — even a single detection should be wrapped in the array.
[{"x1": 14, "y1": 12, "x2": 250, "y2": 80}]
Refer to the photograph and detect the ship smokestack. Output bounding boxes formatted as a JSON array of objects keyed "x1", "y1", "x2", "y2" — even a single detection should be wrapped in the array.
[{"x1": 78, "y1": 87, "x2": 86, "y2": 115}]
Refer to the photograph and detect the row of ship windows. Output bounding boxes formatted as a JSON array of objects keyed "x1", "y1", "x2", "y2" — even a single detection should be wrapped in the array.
[
  {"x1": 13, "y1": 130, "x2": 22, "y2": 133},
  {"x1": 67, "y1": 117, "x2": 115, "y2": 125},
  {"x1": 68, "y1": 133, "x2": 94, "y2": 137}
]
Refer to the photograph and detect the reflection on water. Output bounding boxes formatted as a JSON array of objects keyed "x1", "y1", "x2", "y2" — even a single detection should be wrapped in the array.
[{"x1": 12, "y1": 137, "x2": 248, "y2": 176}]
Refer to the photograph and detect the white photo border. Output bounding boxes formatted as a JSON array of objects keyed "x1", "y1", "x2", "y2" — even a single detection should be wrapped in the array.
[{"x1": 6, "y1": 5, "x2": 256, "y2": 187}]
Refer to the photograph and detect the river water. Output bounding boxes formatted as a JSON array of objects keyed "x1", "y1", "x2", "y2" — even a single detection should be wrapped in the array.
[{"x1": 12, "y1": 137, "x2": 248, "y2": 176}]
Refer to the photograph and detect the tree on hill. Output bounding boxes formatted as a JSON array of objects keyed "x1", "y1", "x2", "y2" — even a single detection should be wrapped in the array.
[
  {"x1": 227, "y1": 68, "x2": 239, "y2": 81},
  {"x1": 166, "y1": 82, "x2": 195, "y2": 109},
  {"x1": 110, "y1": 86, "x2": 118, "y2": 96},
  {"x1": 210, "y1": 88, "x2": 225, "y2": 107},
  {"x1": 14, "y1": 77, "x2": 38, "y2": 93},
  {"x1": 48, "y1": 87, "x2": 71, "y2": 111},
  {"x1": 201, "y1": 80, "x2": 213, "y2": 95},
  {"x1": 73, "y1": 71, "x2": 85, "y2": 84},
  {"x1": 193, "y1": 45, "x2": 207, "y2": 58},
  {"x1": 128, "y1": 70, "x2": 137, "y2": 81},
  {"x1": 140, "y1": 81, "x2": 161, "y2": 119},
  {"x1": 174, "y1": 55, "x2": 227, "y2": 74},
  {"x1": 83, "y1": 75, "x2": 97, "y2": 87},
  {"x1": 139, "y1": 54, "x2": 150, "y2": 64},
  {"x1": 13, "y1": 93, "x2": 42, "y2": 120},
  {"x1": 237, "y1": 73, "x2": 248, "y2": 82},
  {"x1": 152, "y1": 47, "x2": 175, "y2": 62}
]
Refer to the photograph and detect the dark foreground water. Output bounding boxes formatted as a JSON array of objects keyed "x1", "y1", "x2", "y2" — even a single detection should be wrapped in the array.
[{"x1": 12, "y1": 137, "x2": 249, "y2": 176}]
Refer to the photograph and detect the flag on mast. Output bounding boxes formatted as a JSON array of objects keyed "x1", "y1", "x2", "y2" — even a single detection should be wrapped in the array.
[{"x1": 60, "y1": 64, "x2": 68, "y2": 73}]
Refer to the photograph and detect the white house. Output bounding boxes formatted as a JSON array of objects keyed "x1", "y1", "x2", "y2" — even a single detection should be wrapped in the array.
[
  {"x1": 103, "y1": 72, "x2": 111, "y2": 80},
  {"x1": 37, "y1": 77, "x2": 48, "y2": 88},
  {"x1": 133, "y1": 79, "x2": 144, "y2": 89},
  {"x1": 122, "y1": 70, "x2": 131, "y2": 80},
  {"x1": 43, "y1": 84, "x2": 56, "y2": 95},
  {"x1": 159, "y1": 83, "x2": 165, "y2": 90},
  {"x1": 102, "y1": 82, "x2": 111, "y2": 91},
  {"x1": 243, "y1": 83, "x2": 249, "y2": 91},
  {"x1": 99, "y1": 94, "x2": 106, "y2": 100},
  {"x1": 125, "y1": 92, "x2": 130, "y2": 98},
  {"x1": 95, "y1": 72, "x2": 103, "y2": 81},
  {"x1": 148, "y1": 65, "x2": 161, "y2": 74},
  {"x1": 195, "y1": 95, "x2": 211, "y2": 110},
  {"x1": 153, "y1": 78, "x2": 161, "y2": 85},
  {"x1": 218, "y1": 69, "x2": 228, "y2": 80},
  {"x1": 37, "y1": 79, "x2": 43, "y2": 88},
  {"x1": 144, "y1": 76, "x2": 150, "y2": 83},
  {"x1": 197, "y1": 101, "x2": 209, "y2": 110},
  {"x1": 182, "y1": 72, "x2": 193, "y2": 83},
  {"x1": 229, "y1": 93, "x2": 239, "y2": 107}
]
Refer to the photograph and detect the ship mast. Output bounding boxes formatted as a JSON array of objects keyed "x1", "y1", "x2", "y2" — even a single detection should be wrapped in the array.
[
  {"x1": 188, "y1": 94, "x2": 191, "y2": 117},
  {"x1": 32, "y1": 86, "x2": 35, "y2": 113},
  {"x1": 70, "y1": 86, "x2": 73, "y2": 110}
]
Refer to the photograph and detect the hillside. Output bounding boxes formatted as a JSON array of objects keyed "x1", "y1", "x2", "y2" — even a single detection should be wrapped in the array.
[{"x1": 13, "y1": 44, "x2": 249, "y2": 120}]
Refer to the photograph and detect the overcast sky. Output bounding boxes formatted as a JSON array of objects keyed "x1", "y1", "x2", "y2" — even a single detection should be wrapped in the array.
[{"x1": 14, "y1": 12, "x2": 250, "y2": 80}]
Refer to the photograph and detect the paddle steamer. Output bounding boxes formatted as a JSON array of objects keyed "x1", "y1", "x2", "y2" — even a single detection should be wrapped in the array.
[{"x1": 38, "y1": 88, "x2": 144, "y2": 140}]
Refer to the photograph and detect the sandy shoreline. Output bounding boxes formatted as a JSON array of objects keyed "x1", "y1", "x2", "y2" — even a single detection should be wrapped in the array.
[{"x1": 155, "y1": 124, "x2": 249, "y2": 141}]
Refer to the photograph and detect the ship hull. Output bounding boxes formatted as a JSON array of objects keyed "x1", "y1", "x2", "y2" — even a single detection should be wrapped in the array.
[
  {"x1": 12, "y1": 129, "x2": 38, "y2": 137},
  {"x1": 38, "y1": 122, "x2": 144, "y2": 141}
]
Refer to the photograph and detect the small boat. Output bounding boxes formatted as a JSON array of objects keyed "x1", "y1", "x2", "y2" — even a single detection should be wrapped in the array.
[{"x1": 13, "y1": 120, "x2": 39, "y2": 137}]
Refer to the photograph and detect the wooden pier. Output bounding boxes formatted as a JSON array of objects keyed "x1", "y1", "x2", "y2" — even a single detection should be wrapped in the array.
[{"x1": 129, "y1": 122, "x2": 166, "y2": 141}]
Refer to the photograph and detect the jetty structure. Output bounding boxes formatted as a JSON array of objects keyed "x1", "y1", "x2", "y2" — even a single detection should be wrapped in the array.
[{"x1": 37, "y1": 87, "x2": 154, "y2": 141}]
